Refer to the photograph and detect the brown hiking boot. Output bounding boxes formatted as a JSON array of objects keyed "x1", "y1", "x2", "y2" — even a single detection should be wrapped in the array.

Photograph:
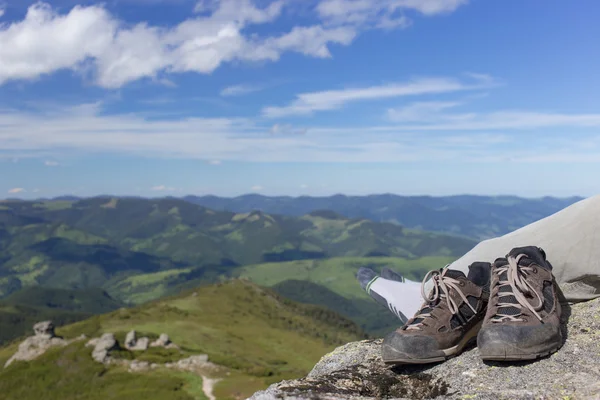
[
  {"x1": 477, "y1": 246, "x2": 563, "y2": 361},
  {"x1": 382, "y1": 262, "x2": 491, "y2": 365}
]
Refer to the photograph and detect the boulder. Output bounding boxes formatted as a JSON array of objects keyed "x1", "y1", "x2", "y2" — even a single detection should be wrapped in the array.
[
  {"x1": 250, "y1": 298, "x2": 600, "y2": 400},
  {"x1": 125, "y1": 330, "x2": 137, "y2": 349},
  {"x1": 92, "y1": 333, "x2": 119, "y2": 363},
  {"x1": 33, "y1": 321, "x2": 55, "y2": 338},
  {"x1": 4, "y1": 335, "x2": 67, "y2": 368},
  {"x1": 150, "y1": 333, "x2": 171, "y2": 348},
  {"x1": 3, "y1": 321, "x2": 87, "y2": 368},
  {"x1": 129, "y1": 337, "x2": 149, "y2": 351}
]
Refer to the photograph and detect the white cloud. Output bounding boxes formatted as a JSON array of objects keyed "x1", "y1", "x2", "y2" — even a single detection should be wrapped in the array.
[
  {"x1": 263, "y1": 76, "x2": 489, "y2": 118},
  {"x1": 208, "y1": 159, "x2": 222, "y2": 165},
  {"x1": 300, "y1": 184, "x2": 309, "y2": 189},
  {"x1": 3, "y1": 100, "x2": 600, "y2": 164},
  {"x1": 0, "y1": 8, "x2": 4, "y2": 18},
  {"x1": 151, "y1": 185, "x2": 176, "y2": 191},
  {"x1": 0, "y1": 1, "x2": 468, "y2": 88},
  {"x1": 387, "y1": 101, "x2": 462, "y2": 122},
  {"x1": 44, "y1": 160, "x2": 60, "y2": 166},
  {"x1": 8, "y1": 188, "x2": 25, "y2": 194},
  {"x1": 316, "y1": 0, "x2": 468, "y2": 29},
  {"x1": 220, "y1": 84, "x2": 262, "y2": 97},
  {"x1": 0, "y1": 1, "x2": 354, "y2": 88},
  {"x1": 384, "y1": 102, "x2": 600, "y2": 130},
  {"x1": 250, "y1": 185, "x2": 263, "y2": 191},
  {"x1": 270, "y1": 123, "x2": 307, "y2": 135}
]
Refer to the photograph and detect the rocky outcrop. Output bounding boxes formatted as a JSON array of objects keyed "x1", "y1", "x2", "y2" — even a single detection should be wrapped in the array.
[
  {"x1": 123, "y1": 330, "x2": 177, "y2": 351},
  {"x1": 123, "y1": 330, "x2": 149, "y2": 351},
  {"x1": 33, "y1": 321, "x2": 55, "y2": 338},
  {"x1": 4, "y1": 321, "x2": 84, "y2": 368},
  {"x1": 165, "y1": 354, "x2": 210, "y2": 371},
  {"x1": 251, "y1": 298, "x2": 600, "y2": 400},
  {"x1": 90, "y1": 333, "x2": 119, "y2": 363},
  {"x1": 125, "y1": 330, "x2": 137, "y2": 349},
  {"x1": 151, "y1": 333, "x2": 178, "y2": 349}
]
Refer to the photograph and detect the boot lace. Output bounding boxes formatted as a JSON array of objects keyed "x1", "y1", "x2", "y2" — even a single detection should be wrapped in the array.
[
  {"x1": 405, "y1": 267, "x2": 477, "y2": 331},
  {"x1": 490, "y1": 253, "x2": 544, "y2": 323}
]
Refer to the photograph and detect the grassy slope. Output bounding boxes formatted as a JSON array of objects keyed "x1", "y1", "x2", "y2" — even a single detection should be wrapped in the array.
[
  {"x1": 235, "y1": 256, "x2": 453, "y2": 299},
  {"x1": 0, "y1": 342, "x2": 205, "y2": 400},
  {"x1": 236, "y1": 256, "x2": 454, "y2": 337},
  {"x1": 0, "y1": 287, "x2": 123, "y2": 346},
  {"x1": 39, "y1": 279, "x2": 366, "y2": 399}
]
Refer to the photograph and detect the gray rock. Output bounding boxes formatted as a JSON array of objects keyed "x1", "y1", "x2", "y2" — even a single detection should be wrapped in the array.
[
  {"x1": 168, "y1": 354, "x2": 210, "y2": 371},
  {"x1": 128, "y1": 360, "x2": 150, "y2": 372},
  {"x1": 4, "y1": 321, "x2": 87, "y2": 368},
  {"x1": 150, "y1": 333, "x2": 171, "y2": 348},
  {"x1": 33, "y1": 321, "x2": 55, "y2": 338},
  {"x1": 250, "y1": 298, "x2": 600, "y2": 400},
  {"x1": 92, "y1": 333, "x2": 119, "y2": 363},
  {"x1": 129, "y1": 337, "x2": 149, "y2": 351},
  {"x1": 125, "y1": 330, "x2": 137, "y2": 349},
  {"x1": 4, "y1": 336, "x2": 67, "y2": 368}
]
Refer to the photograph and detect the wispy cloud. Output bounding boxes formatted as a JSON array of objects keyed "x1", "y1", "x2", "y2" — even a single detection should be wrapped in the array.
[
  {"x1": 317, "y1": 0, "x2": 468, "y2": 29},
  {"x1": 208, "y1": 160, "x2": 222, "y2": 165},
  {"x1": 262, "y1": 76, "x2": 493, "y2": 118},
  {"x1": 387, "y1": 101, "x2": 462, "y2": 122},
  {"x1": 270, "y1": 123, "x2": 307, "y2": 135},
  {"x1": 251, "y1": 185, "x2": 264, "y2": 191},
  {"x1": 220, "y1": 84, "x2": 263, "y2": 97},
  {"x1": 151, "y1": 185, "x2": 177, "y2": 191},
  {"x1": 3, "y1": 100, "x2": 600, "y2": 164},
  {"x1": 44, "y1": 160, "x2": 60, "y2": 167},
  {"x1": 8, "y1": 188, "x2": 25, "y2": 194}
]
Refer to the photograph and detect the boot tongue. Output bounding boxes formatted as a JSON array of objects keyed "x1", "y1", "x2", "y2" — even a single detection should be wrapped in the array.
[
  {"x1": 507, "y1": 246, "x2": 551, "y2": 271},
  {"x1": 443, "y1": 269, "x2": 466, "y2": 280}
]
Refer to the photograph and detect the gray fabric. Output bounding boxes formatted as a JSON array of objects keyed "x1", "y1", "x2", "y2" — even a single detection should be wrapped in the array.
[{"x1": 427, "y1": 195, "x2": 600, "y2": 302}]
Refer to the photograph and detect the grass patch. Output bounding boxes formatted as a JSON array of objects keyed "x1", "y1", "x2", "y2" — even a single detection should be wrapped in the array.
[{"x1": 0, "y1": 342, "x2": 195, "y2": 400}]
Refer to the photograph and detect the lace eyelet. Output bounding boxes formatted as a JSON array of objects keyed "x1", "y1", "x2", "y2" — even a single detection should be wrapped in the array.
[
  {"x1": 459, "y1": 281, "x2": 465, "y2": 287},
  {"x1": 532, "y1": 267, "x2": 538, "y2": 274}
]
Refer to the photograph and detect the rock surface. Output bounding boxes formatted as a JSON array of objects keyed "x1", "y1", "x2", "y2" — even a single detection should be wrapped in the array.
[
  {"x1": 33, "y1": 321, "x2": 55, "y2": 338},
  {"x1": 129, "y1": 336, "x2": 149, "y2": 351},
  {"x1": 4, "y1": 321, "x2": 85, "y2": 368},
  {"x1": 91, "y1": 333, "x2": 119, "y2": 363},
  {"x1": 251, "y1": 298, "x2": 600, "y2": 400},
  {"x1": 150, "y1": 333, "x2": 171, "y2": 348},
  {"x1": 125, "y1": 330, "x2": 137, "y2": 349}
]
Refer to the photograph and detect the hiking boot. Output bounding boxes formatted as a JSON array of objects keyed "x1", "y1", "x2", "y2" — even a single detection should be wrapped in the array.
[
  {"x1": 381, "y1": 262, "x2": 491, "y2": 365},
  {"x1": 477, "y1": 246, "x2": 563, "y2": 361}
]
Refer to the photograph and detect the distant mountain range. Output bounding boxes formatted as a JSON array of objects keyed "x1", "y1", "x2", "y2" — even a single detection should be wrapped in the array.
[
  {"x1": 22, "y1": 194, "x2": 583, "y2": 240},
  {"x1": 183, "y1": 194, "x2": 584, "y2": 240},
  {"x1": 0, "y1": 197, "x2": 474, "y2": 303}
]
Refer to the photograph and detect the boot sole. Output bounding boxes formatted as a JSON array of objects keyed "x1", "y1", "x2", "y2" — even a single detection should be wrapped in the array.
[
  {"x1": 479, "y1": 343, "x2": 562, "y2": 361},
  {"x1": 383, "y1": 320, "x2": 482, "y2": 365}
]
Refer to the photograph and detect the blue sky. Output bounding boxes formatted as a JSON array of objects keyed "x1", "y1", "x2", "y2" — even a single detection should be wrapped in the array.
[{"x1": 1, "y1": 0, "x2": 599, "y2": 199}]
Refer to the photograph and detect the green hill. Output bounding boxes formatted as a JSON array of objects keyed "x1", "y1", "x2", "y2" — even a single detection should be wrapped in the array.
[
  {"x1": 0, "y1": 198, "x2": 476, "y2": 304},
  {"x1": 0, "y1": 279, "x2": 366, "y2": 400},
  {"x1": 0, "y1": 287, "x2": 123, "y2": 345},
  {"x1": 236, "y1": 256, "x2": 452, "y2": 336}
]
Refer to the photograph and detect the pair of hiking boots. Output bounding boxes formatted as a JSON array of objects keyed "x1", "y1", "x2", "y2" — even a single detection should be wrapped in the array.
[{"x1": 382, "y1": 246, "x2": 563, "y2": 364}]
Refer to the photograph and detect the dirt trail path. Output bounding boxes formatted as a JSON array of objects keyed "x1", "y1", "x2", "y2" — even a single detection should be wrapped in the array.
[{"x1": 201, "y1": 376, "x2": 220, "y2": 400}]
